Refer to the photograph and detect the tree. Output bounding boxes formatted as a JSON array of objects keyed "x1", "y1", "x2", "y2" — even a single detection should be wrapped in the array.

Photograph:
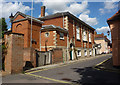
[
  {"x1": 0, "y1": 18, "x2": 7, "y2": 31},
  {"x1": 0, "y1": 18, "x2": 8, "y2": 70},
  {"x1": 0, "y1": 18, "x2": 8, "y2": 38}
]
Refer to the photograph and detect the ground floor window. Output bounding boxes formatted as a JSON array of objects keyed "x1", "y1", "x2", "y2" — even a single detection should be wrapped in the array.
[
  {"x1": 77, "y1": 50, "x2": 81, "y2": 56},
  {"x1": 60, "y1": 33, "x2": 64, "y2": 40},
  {"x1": 84, "y1": 50, "x2": 87, "y2": 56},
  {"x1": 89, "y1": 49, "x2": 92, "y2": 56}
]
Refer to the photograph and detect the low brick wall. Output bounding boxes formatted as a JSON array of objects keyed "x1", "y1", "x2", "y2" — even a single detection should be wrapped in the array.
[{"x1": 52, "y1": 48, "x2": 63, "y2": 64}]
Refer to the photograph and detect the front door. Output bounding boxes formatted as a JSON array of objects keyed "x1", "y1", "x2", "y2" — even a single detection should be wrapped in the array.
[{"x1": 70, "y1": 43, "x2": 73, "y2": 60}]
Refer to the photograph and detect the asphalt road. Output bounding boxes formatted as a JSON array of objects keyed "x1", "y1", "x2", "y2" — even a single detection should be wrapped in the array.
[{"x1": 2, "y1": 54, "x2": 120, "y2": 85}]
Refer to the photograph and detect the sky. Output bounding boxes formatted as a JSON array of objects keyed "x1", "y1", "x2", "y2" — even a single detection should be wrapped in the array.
[{"x1": 0, "y1": 0, "x2": 120, "y2": 41}]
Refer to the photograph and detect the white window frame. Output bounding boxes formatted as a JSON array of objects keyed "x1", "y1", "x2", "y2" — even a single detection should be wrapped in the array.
[
  {"x1": 60, "y1": 32, "x2": 64, "y2": 40},
  {"x1": 89, "y1": 32, "x2": 91, "y2": 42},
  {"x1": 76, "y1": 25, "x2": 80, "y2": 40},
  {"x1": 84, "y1": 49, "x2": 87, "y2": 56},
  {"x1": 77, "y1": 49, "x2": 81, "y2": 56},
  {"x1": 45, "y1": 32, "x2": 49, "y2": 37},
  {"x1": 83, "y1": 29, "x2": 87, "y2": 41}
]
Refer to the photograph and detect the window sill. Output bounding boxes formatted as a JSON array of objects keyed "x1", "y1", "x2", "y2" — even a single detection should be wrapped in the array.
[
  {"x1": 60, "y1": 38, "x2": 64, "y2": 40},
  {"x1": 83, "y1": 40, "x2": 88, "y2": 42},
  {"x1": 77, "y1": 39, "x2": 81, "y2": 41},
  {"x1": 89, "y1": 42, "x2": 92, "y2": 43}
]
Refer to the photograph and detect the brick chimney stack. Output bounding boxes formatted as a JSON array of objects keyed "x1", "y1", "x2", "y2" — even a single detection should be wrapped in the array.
[{"x1": 41, "y1": 6, "x2": 45, "y2": 17}]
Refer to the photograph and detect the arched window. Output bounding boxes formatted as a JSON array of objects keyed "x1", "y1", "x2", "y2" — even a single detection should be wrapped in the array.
[{"x1": 16, "y1": 23, "x2": 22, "y2": 29}]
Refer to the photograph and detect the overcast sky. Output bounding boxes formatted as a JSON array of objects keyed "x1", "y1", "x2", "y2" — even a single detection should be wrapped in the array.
[{"x1": 0, "y1": 0, "x2": 119, "y2": 41}]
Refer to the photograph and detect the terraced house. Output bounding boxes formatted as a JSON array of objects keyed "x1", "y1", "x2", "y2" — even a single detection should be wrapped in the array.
[{"x1": 11, "y1": 6, "x2": 95, "y2": 61}]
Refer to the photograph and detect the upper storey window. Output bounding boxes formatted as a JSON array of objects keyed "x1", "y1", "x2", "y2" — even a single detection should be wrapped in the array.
[
  {"x1": 89, "y1": 32, "x2": 91, "y2": 42},
  {"x1": 83, "y1": 29, "x2": 87, "y2": 41},
  {"x1": 60, "y1": 32, "x2": 64, "y2": 40},
  {"x1": 76, "y1": 25, "x2": 80, "y2": 40}
]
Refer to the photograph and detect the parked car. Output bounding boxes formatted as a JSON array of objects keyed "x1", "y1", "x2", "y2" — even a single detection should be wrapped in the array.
[{"x1": 101, "y1": 52, "x2": 106, "y2": 54}]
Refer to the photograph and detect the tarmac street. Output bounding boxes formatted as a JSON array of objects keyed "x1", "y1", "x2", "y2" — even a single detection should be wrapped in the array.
[{"x1": 2, "y1": 54, "x2": 120, "y2": 85}]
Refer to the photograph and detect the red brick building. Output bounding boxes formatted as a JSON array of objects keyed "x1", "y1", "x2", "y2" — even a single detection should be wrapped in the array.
[
  {"x1": 107, "y1": 10, "x2": 120, "y2": 66},
  {"x1": 11, "y1": 6, "x2": 95, "y2": 60},
  {"x1": 94, "y1": 32, "x2": 110, "y2": 54}
]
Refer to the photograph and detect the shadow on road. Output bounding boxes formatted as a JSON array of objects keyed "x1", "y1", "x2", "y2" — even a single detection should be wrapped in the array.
[{"x1": 72, "y1": 67, "x2": 120, "y2": 85}]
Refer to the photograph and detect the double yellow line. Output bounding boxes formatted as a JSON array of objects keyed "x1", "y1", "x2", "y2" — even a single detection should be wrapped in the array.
[
  {"x1": 25, "y1": 73, "x2": 71, "y2": 84},
  {"x1": 25, "y1": 63, "x2": 75, "y2": 84},
  {"x1": 93, "y1": 57, "x2": 111, "y2": 70},
  {"x1": 25, "y1": 57, "x2": 111, "y2": 84}
]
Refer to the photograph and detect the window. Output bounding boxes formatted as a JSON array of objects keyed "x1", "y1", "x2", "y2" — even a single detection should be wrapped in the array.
[
  {"x1": 77, "y1": 50, "x2": 81, "y2": 56},
  {"x1": 83, "y1": 29, "x2": 87, "y2": 41},
  {"x1": 89, "y1": 32, "x2": 91, "y2": 42},
  {"x1": 60, "y1": 33, "x2": 64, "y2": 40},
  {"x1": 76, "y1": 25, "x2": 80, "y2": 40},
  {"x1": 84, "y1": 49, "x2": 87, "y2": 56},
  {"x1": 45, "y1": 32, "x2": 49, "y2": 37},
  {"x1": 89, "y1": 49, "x2": 92, "y2": 56}
]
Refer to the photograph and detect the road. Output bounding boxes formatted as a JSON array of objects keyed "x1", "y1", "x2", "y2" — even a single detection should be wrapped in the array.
[{"x1": 2, "y1": 54, "x2": 120, "y2": 85}]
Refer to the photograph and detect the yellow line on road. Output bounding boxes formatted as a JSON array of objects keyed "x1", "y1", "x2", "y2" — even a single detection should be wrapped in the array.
[
  {"x1": 26, "y1": 62, "x2": 78, "y2": 74},
  {"x1": 25, "y1": 73, "x2": 71, "y2": 84},
  {"x1": 95, "y1": 58, "x2": 111, "y2": 66}
]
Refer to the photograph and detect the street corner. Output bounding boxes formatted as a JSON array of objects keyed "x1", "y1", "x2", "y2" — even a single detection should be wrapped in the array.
[{"x1": 93, "y1": 58, "x2": 120, "y2": 74}]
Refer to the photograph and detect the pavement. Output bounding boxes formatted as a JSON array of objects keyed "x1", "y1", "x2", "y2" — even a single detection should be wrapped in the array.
[
  {"x1": 94, "y1": 58, "x2": 120, "y2": 73},
  {"x1": 25, "y1": 54, "x2": 111, "y2": 73},
  {"x1": 2, "y1": 54, "x2": 120, "y2": 85}
]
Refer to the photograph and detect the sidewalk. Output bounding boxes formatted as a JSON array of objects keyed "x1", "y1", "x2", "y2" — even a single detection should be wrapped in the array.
[
  {"x1": 25, "y1": 54, "x2": 112, "y2": 73},
  {"x1": 95, "y1": 57, "x2": 120, "y2": 73}
]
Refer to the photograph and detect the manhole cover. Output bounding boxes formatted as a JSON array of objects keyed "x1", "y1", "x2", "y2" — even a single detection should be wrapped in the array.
[
  {"x1": 61, "y1": 78, "x2": 72, "y2": 81},
  {"x1": 57, "y1": 72, "x2": 64, "y2": 75}
]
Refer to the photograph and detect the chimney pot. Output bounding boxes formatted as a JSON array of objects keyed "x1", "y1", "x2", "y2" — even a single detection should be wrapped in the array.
[{"x1": 41, "y1": 6, "x2": 45, "y2": 17}]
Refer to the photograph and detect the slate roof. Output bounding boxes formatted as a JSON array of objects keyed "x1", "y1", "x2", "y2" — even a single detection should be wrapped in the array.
[
  {"x1": 38, "y1": 12, "x2": 95, "y2": 31},
  {"x1": 41, "y1": 25, "x2": 68, "y2": 33},
  {"x1": 13, "y1": 11, "x2": 95, "y2": 31},
  {"x1": 13, "y1": 11, "x2": 43, "y2": 24}
]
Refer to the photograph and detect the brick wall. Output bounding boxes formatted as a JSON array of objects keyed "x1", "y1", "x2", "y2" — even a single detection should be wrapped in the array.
[
  {"x1": 109, "y1": 20, "x2": 120, "y2": 66},
  {"x1": 43, "y1": 17, "x2": 63, "y2": 28},
  {"x1": 23, "y1": 47, "x2": 36, "y2": 67},
  {"x1": 12, "y1": 14, "x2": 42, "y2": 50},
  {"x1": 51, "y1": 48, "x2": 63, "y2": 64},
  {"x1": 4, "y1": 33, "x2": 24, "y2": 74}
]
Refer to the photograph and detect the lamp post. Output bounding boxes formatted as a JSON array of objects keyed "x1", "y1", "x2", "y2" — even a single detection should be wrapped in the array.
[
  {"x1": 107, "y1": 30, "x2": 111, "y2": 36},
  {"x1": 9, "y1": 13, "x2": 14, "y2": 32}
]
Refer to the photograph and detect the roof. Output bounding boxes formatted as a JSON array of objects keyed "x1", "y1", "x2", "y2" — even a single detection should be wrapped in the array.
[
  {"x1": 41, "y1": 25, "x2": 68, "y2": 33},
  {"x1": 95, "y1": 33, "x2": 110, "y2": 43},
  {"x1": 94, "y1": 43, "x2": 101, "y2": 48},
  {"x1": 13, "y1": 11, "x2": 43, "y2": 24},
  {"x1": 107, "y1": 10, "x2": 120, "y2": 23},
  {"x1": 4, "y1": 31, "x2": 24, "y2": 35},
  {"x1": 38, "y1": 12, "x2": 95, "y2": 31}
]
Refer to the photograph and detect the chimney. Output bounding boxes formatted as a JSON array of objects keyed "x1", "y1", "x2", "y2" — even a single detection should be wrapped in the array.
[
  {"x1": 94, "y1": 31, "x2": 97, "y2": 36},
  {"x1": 41, "y1": 6, "x2": 45, "y2": 17}
]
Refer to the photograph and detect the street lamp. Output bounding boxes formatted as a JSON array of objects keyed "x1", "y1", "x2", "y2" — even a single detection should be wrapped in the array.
[
  {"x1": 107, "y1": 30, "x2": 111, "y2": 36},
  {"x1": 9, "y1": 13, "x2": 14, "y2": 32}
]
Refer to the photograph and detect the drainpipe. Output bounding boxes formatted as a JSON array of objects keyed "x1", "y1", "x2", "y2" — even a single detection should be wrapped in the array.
[
  {"x1": 62, "y1": 13, "x2": 65, "y2": 63},
  {"x1": 62, "y1": 13, "x2": 64, "y2": 28},
  {"x1": 67, "y1": 33, "x2": 69, "y2": 61},
  {"x1": 40, "y1": 29, "x2": 41, "y2": 51},
  {"x1": 30, "y1": 0, "x2": 33, "y2": 48}
]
